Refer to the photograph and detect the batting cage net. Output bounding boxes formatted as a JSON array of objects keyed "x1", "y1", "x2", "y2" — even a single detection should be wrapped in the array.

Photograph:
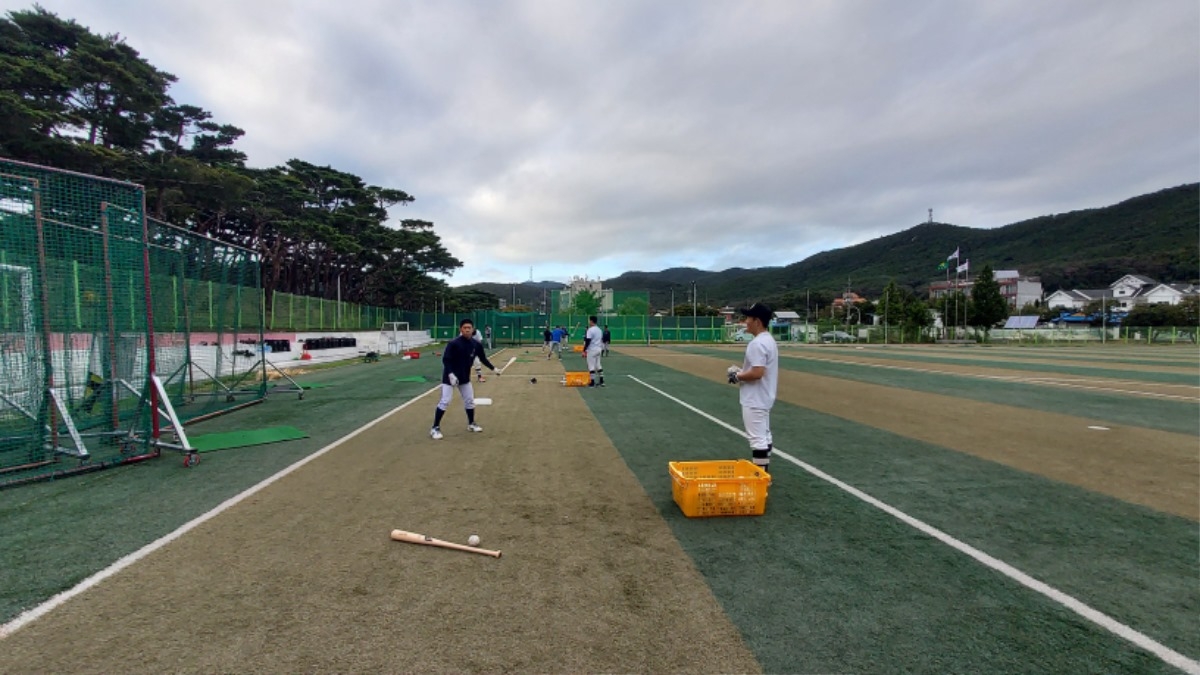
[
  {"x1": 396, "y1": 311, "x2": 728, "y2": 345},
  {"x1": 0, "y1": 159, "x2": 263, "y2": 487}
]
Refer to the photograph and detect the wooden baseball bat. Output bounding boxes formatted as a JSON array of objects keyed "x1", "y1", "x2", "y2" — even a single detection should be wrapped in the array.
[{"x1": 390, "y1": 529, "x2": 502, "y2": 558}]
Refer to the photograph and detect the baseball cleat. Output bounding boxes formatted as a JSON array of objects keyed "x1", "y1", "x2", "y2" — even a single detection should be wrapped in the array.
[
  {"x1": 467, "y1": 423, "x2": 483, "y2": 433},
  {"x1": 430, "y1": 427, "x2": 443, "y2": 440}
]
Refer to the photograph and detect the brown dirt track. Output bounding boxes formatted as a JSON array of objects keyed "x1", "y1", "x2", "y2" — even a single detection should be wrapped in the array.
[
  {"x1": 629, "y1": 346, "x2": 1199, "y2": 520},
  {"x1": 0, "y1": 356, "x2": 760, "y2": 674}
]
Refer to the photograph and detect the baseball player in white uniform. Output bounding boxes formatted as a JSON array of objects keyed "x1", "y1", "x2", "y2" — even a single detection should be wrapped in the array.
[
  {"x1": 583, "y1": 315, "x2": 605, "y2": 387},
  {"x1": 727, "y1": 303, "x2": 778, "y2": 476}
]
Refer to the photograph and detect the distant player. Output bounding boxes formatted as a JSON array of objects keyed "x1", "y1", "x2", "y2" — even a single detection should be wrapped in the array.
[
  {"x1": 548, "y1": 325, "x2": 565, "y2": 360},
  {"x1": 472, "y1": 327, "x2": 486, "y2": 382},
  {"x1": 601, "y1": 325, "x2": 612, "y2": 356},
  {"x1": 583, "y1": 316, "x2": 605, "y2": 387},
  {"x1": 726, "y1": 303, "x2": 778, "y2": 476},
  {"x1": 542, "y1": 327, "x2": 552, "y2": 353},
  {"x1": 431, "y1": 318, "x2": 500, "y2": 440}
]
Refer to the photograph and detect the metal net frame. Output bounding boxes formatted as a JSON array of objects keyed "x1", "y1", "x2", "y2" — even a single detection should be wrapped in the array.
[{"x1": 0, "y1": 159, "x2": 264, "y2": 487}]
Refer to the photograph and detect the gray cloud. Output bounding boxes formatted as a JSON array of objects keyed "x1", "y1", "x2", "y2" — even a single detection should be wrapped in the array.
[{"x1": 28, "y1": 0, "x2": 1200, "y2": 285}]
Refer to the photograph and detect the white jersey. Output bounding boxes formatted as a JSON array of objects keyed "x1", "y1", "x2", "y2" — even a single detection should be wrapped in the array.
[
  {"x1": 740, "y1": 331, "x2": 778, "y2": 409},
  {"x1": 585, "y1": 325, "x2": 604, "y2": 355}
]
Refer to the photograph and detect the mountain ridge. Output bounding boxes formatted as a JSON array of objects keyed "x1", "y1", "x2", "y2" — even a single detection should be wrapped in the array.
[{"x1": 460, "y1": 183, "x2": 1198, "y2": 310}]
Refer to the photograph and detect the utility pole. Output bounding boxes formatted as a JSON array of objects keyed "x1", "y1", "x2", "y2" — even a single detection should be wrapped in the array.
[
  {"x1": 806, "y1": 288, "x2": 810, "y2": 342},
  {"x1": 1102, "y1": 293, "x2": 1107, "y2": 344},
  {"x1": 691, "y1": 280, "x2": 697, "y2": 343}
]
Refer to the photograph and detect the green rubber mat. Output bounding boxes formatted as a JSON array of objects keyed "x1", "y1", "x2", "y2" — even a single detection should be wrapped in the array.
[
  {"x1": 394, "y1": 376, "x2": 429, "y2": 383},
  {"x1": 190, "y1": 425, "x2": 309, "y2": 453},
  {"x1": 298, "y1": 383, "x2": 333, "y2": 389}
]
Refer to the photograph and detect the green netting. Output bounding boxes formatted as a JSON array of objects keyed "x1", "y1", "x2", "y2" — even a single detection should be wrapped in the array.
[
  {"x1": 423, "y1": 311, "x2": 728, "y2": 345},
  {"x1": 0, "y1": 159, "x2": 264, "y2": 487},
  {"x1": 145, "y1": 217, "x2": 265, "y2": 426}
]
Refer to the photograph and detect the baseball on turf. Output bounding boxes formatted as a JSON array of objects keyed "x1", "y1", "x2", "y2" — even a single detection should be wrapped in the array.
[{"x1": 468, "y1": 535, "x2": 481, "y2": 547}]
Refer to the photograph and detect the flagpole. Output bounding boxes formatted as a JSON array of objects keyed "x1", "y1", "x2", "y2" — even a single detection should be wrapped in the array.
[{"x1": 945, "y1": 263, "x2": 951, "y2": 340}]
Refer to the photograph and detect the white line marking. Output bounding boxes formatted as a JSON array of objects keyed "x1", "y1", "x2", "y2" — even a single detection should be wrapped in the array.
[
  {"x1": 0, "y1": 386, "x2": 441, "y2": 640},
  {"x1": 628, "y1": 374, "x2": 1200, "y2": 674},
  {"x1": 1088, "y1": 426, "x2": 1111, "y2": 431}
]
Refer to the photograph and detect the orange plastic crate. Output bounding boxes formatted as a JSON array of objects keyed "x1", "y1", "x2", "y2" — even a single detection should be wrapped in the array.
[
  {"x1": 572, "y1": 345, "x2": 584, "y2": 353},
  {"x1": 562, "y1": 372, "x2": 590, "y2": 387},
  {"x1": 669, "y1": 459, "x2": 770, "y2": 517}
]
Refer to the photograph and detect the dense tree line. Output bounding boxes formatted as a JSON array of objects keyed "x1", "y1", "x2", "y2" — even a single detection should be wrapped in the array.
[{"x1": 0, "y1": 6, "x2": 467, "y2": 311}]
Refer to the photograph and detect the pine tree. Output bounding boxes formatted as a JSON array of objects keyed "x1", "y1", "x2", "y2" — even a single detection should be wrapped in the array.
[{"x1": 969, "y1": 265, "x2": 1010, "y2": 338}]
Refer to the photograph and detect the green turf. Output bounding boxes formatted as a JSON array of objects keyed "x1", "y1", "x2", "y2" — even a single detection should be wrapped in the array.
[
  {"x1": 394, "y1": 376, "x2": 429, "y2": 383},
  {"x1": 683, "y1": 346, "x2": 1199, "y2": 436},
  {"x1": 580, "y1": 353, "x2": 1198, "y2": 673},
  {"x1": 0, "y1": 353, "x2": 445, "y2": 624},
  {"x1": 297, "y1": 382, "x2": 334, "y2": 389},
  {"x1": 779, "y1": 347, "x2": 1197, "y2": 385},
  {"x1": 190, "y1": 425, "x2": 309, "y2": 453},
  {"x1": 958, "y1": 345, "x2": 1199, "y2": 368}
]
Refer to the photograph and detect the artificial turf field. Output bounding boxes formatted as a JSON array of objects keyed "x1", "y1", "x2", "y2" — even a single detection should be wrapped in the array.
[{"x1": 0, "y1": 343, "x2": 1196, "y2": 673}]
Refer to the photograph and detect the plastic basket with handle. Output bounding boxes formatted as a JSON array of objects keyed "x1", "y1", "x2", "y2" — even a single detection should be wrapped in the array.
[
  {"x1": 561, "y1": 372, "x2": 591, "y2": 387},
  {"x1": 669, "y1": 459, "x2": 770, "y2": 517}
]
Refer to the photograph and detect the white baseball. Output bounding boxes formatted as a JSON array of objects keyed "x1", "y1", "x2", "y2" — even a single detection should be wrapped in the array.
[{"x1": 467, "y1": 535, "x2": 481, "y2": 547}]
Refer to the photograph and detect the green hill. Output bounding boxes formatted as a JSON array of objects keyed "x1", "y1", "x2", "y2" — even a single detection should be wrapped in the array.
[{"x1": 461, "y1": 183, "x2": 1198, "y2": 311}]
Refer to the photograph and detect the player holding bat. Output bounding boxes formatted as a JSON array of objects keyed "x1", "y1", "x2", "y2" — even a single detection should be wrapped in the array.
[
  {"x1": 726, "y1": 303, "x2": 778, "y2": 476},
  {"x1": 430, "y1": 318, "x2": 500, "y2": 440}
]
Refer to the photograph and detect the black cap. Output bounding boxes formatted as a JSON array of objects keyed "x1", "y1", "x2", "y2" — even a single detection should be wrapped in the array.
[{"x1": 739, "y1": 302, "x2": 773, "y2": 324}]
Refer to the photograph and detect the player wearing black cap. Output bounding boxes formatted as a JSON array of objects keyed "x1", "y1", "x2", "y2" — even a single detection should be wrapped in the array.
[
  {"x1": 430, "y1": 318, "x2": 500, "y2": 440},
  {"x1": 726, "y1": 302, "x2": 779, "y2": 477}
]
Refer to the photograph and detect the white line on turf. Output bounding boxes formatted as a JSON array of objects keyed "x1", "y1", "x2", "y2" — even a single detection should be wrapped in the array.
[
  {"x1": 628, "y1": 374, "x2": 1200, "y2": 675},
  {"x1": 0, "y1": 385, "x2": 442, "y2": 641}
]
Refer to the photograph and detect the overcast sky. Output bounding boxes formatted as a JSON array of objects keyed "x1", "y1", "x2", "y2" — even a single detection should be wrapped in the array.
[{"x1": 20, "y1": 0, "x2": 1200, "y2": 286}]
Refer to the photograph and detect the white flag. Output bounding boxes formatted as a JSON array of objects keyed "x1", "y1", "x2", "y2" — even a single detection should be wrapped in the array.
[
  {"x1": 957, "y1": 260, "x2": 969, "y2": 274},
  {"x1": 947, "y1": 247, "x2": 960, "y2": 261}
]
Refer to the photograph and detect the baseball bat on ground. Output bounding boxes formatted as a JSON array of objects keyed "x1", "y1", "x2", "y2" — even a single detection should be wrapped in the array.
[{"x1": 390, "y1": 529, "x2": 502, "y2": 558}]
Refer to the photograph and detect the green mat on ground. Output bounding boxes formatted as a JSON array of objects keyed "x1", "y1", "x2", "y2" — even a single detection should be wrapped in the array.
[
  {"x1": 394, "y1": 376, "x2": 428, "y2": 383},
  {"x1": 298, "y1": 382, "x2": 333, "y2": 389},
  {"x1": 190, "y1": 425, "x2": 309, "y2": 453}
]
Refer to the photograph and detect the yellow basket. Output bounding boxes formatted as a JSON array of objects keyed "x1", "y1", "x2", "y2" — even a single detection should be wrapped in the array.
[
  {"x1": 669, "y1": 459, "x2": 770, "y2": 517},
  {"x1": 562, "y1": 372, "x2": 591, "y2": 387},
  {"x1": 572, "y1": 344, "x2": 584, "y2": 353}
]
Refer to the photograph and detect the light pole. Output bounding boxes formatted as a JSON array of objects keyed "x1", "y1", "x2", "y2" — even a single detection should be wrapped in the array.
[
  {"x1": 1102, "y1": 293, "x2": 1107, "y2": 344},
  {"x1": 691, "y1": 280, "x2": 697, "y2": 342}
]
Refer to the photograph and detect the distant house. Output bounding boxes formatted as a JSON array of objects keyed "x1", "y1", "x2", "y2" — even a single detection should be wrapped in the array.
[
  {"x1": 1046, "y1": 275, "x2": 1196, "y2": 311},
  {"x1": 1109, "y1": 274, "x2": 1158, "y2": 310},
  {"x1": 1044, "y1": 288, "x2": 1112, "y2": 311},
  {"x1": 772, "y1": 310, "x2": 801, "y2": 325},
  {"x1": 1141, "y1": 283, "x2": 1199, "y2": 306},
  {"x1": 831, "y1": 292, "x2": 867, "y2": 308}
]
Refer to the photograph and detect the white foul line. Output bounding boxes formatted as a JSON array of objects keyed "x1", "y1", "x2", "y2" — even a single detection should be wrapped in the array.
[
  {"x1": 628, "y1": 374, "x2": 1200, "y2": 675},
  {"x1": 0, "y1": 386, "x2": 442, "y2": 640}
]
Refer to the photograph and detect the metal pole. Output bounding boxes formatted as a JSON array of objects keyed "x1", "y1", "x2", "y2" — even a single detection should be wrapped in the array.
[{"x1": 1102, "y1": 294, "x2": 1107, "y2": 344}]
